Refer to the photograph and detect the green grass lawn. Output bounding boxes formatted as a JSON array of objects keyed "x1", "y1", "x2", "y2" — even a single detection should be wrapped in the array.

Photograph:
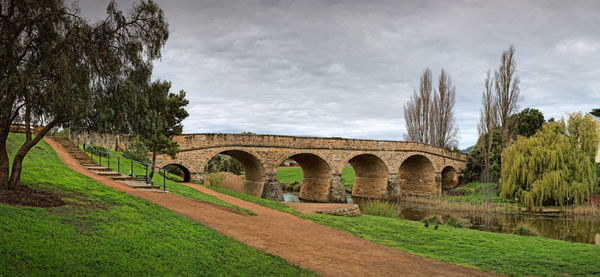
[
  {"x1": 0, "y1": 133, "x2": 313, "y2": 276},
  {"x1": 83, "y1": 144, "x2": 255, "y2": 215},
  {"x1": 204, "y1": 184, "x2": 600, "y2": 277},
  {"x1": 277, "y1": 166, "x2": 356, "y2": 191}
]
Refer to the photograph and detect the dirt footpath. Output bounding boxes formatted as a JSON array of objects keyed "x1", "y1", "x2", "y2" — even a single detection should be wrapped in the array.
[{"x1": 46, "y1": 137, "x2": 496, "y2": 277}]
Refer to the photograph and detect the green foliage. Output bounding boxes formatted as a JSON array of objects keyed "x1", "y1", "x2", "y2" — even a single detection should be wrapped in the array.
[
  {"x1": 421, "y1": 215, "x2": 442, "y2": 225},
  {"x1": 500, "y1": 113, "x2": 599, "y2": 208},
  {"x1": 0, "y1": 0, "x2": 170, "y2": 188},
  {"x1": 2, "y1": 133, "x2": 309, "y2": 276},
  {"x1": 515, "y1": 108, "x2": 545, "y2": 137},
  {"x1": 446, "y1": 187, "x2": 472, "y2": 196},
  {"x1": 361, "y1": 200, "x2": 399, "y2": 218},
  {"x1": 207, "y1": 173, "x2": 225, "y2": 187},
  {"x1": 89, "y1": 145, "x2": 108, "y2": 158},
  {"x1": 122, "y1": 137, "x2": 150, "y2": 164},
  {"x1": 205, "y1": 155, "x2": 244, "y2": 175},
  {"x1": 512, "y1": 225, "x2": 538, "y2": 236},
  {"x1": 464, "y1": 130, "x2": 502, "y2": 183},
  {"x1": 591, "y1": 108, "x2": 600, "y2": 117},
  {"x1": 445, "y1": 216, "x2": 465, "y2": 228}
]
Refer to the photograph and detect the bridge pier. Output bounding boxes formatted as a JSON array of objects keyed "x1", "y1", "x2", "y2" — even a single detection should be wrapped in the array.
[
  {"x1": 191, "y1": 172, "x2": 204, "y2": 184},
  {"x1": 328, "y1": 173, "x2": 347, "y2": 203},
  {"x1": 261, "y1": 173, "x2": 283, "y2": 201},
  {"x1": 386, "y1": 173, "x2": 400, "y2": 199}
]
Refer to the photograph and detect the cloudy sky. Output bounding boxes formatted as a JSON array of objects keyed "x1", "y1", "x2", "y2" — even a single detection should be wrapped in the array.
[{"x1": 78, "y1": 0, "x2": 600, "y2": 148}]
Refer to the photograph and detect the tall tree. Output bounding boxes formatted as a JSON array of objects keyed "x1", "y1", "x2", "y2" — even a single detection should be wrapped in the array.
[
  {"x1": 404, "y1": 68, "x2": 458, "y2": 148},
  {"x1": 494, "y1": 45, "x2": 521, "y2": 147},
  {"x1": 404, "y1": 68, "x2": 433, "y2": 144},
  {"x1": 478, "y1": 71, "x2": 498, "y2": 182},
  {"x1": 431, "y1": 69, "x2": 458, "y2": 148},
  {"x1": 590, "y1": 108, "x2": 600, "y2": 117},
  {"x1": 139, "y1": 81, "x2": 189, "y2": 183},
  {"x1": 0, "y1": 0, "x2": 169, "y2": 189}
]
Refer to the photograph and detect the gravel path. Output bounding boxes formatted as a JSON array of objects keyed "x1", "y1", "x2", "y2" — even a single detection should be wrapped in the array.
[{"x1": 46, "y1": 137, "x2": 497, "y2": 277}]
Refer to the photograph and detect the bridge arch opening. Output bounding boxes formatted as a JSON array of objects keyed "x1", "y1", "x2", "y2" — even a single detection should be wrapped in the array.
[
  {"x1": 163, "y1": 164, "x2": 191, "y2": 182},
  {"x1": 346, "y1": 154, "x2": 389, "y2": 198},
  {"x1": 398, "y1": 155, "x2": 436, "y2": 196},
  {"x1": 441, "y1": 166, "x2": 459, "y2": 191},
  {"x1": 204, "y1": 150, "x2": 265, "y2": 196},
  {"x1": 278, "y1": 153, "x2": 332, "y2": 202}
]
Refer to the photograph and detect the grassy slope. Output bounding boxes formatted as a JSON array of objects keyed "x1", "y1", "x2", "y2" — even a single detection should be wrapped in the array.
[
  {"x1": 1, "y1": 134, "x2": 312, "y2": 276},
  {"x1": 84, "y1": 145, "x2": 255, "y2": 215},
  {"x1": 277, "y1": 166, "x2": 356, "y2": 190},
  {"x1": 204, "y1": 185, "x2": 600, "y2": 277}
]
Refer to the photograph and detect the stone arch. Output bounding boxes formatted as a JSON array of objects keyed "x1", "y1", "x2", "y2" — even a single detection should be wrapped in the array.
[
  {"x1": 162, "y1": 163, "x2": 192, "y2": 182},
  {"x1": 345, "y1": 153, "x2": 389, "y2": 198},
  {"x1": 398, "y1": 154, "x2": 436, "y2": 196},
  {"x1": 205, "y1": 149, "x2": 266, "y2": 196},
  {"x1": 441, "y1": 166, "x2": 459, "y2": 190},
  {"x1": 282, "y1": 153, "x2": 333, "y2": 202}
]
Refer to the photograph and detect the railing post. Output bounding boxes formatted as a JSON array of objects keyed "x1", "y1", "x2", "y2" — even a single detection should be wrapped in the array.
[
  {"x1": 145, "y1": 165, "x2": 148, "y2": 183},
  {"x1": 108, "y1": 155, "x2": 110, "y2": 169},
  {"x1": 163, "y1": 169, "x2": 166, "y2": 191},
  {"x1": 118, "y1": 157, "x2": 120, "y2": 173},
  {"x1": 99, "y1": 153, "x2": 102, "y2": 166}
]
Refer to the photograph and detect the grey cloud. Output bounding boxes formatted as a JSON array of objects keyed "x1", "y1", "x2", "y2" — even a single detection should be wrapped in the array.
[{"x1": 75, "y1": 0, "x2": 600, "y2": 148}]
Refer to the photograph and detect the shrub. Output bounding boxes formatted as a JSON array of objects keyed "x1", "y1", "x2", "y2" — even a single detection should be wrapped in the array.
[
  {"x1": 421, "y1": 215, "x2": 442, "y2": 225},
  {"x1": 207, "y1": 173, "x2": 225, "y2": 187},
  {"x1": 447, "y1": 187, "x2": 472, "y2": 196},
  {"x1": 512, "y1": 225, "x2": 538, "y2": 236},
  {"x1": 445, "y1": 216, "x2": 466, "y2": 228},
  {"x1": 474, "y1": 183, "x2": 498, "y2": 200},
  {"x1": 123, "y1": 137, "x2": 149, "y2": 164},
  {"x1": 361, "y1": 200, "x2": 398, "y2": 218},
  {"x1": 90, "y1": 145, "x2": 108, "y2": 158}
]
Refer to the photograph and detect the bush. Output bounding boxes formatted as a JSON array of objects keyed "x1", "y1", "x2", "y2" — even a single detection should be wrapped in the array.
[
  {"x1": 361, "y1": 200, "x2": 398, "y2": 218},
  {"x1": 474, "y1": 183, "x2": 498, "y2": 199},
  {"x1": 447, "y1": 187, "x2": 472, "y2": 196},
  {"x1": 207, "y1": 173, "x2": 225, "y2": 187},
  {"x1": 123, "y1": 138, "x2": 149, "y2": 164},
  {"x1": 421, "y1": 215, "x2": 442, "y2": 225},
  {"x1": 445, "y1": 216, "x2": 466, "y2": 228},
  {"x1": 512, "y1": 225, "x2": 538, "y2": 236},
  {"x1": 89, "y1": 145, "x2": 108, "y2": 158}
]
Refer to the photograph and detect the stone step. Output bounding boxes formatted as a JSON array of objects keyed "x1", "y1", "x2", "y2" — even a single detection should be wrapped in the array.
[
  {"x1": 94, "y1": 171, "x2": 121, "y2": 176},
  {"x1": 110, "y1": 175, "x2": 137, "y2": 181},
  {"x1": 121, "y1": 181, "x2": 161, "y2": 189},
  {"x1": 87, "y1": 166, "x2": 111, "y2": 171}
]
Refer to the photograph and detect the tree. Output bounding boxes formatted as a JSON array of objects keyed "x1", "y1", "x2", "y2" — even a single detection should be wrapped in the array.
[
  {"x1": 590, "y1": 108, "x2": 600, "y2": 117},
  {"x1": 494, "y1": 45, "x2": 521, "y2": 147},
  {"x1": 404, "y1": 68, "x2": 458, "y2": 148},
  {"x1": 138, "y1": 81, "x2": 189, "y2": 183},
  {"x1": 478, "y1": 71, "x2": 498, "y2": 182},
  {"x1": 514, "y1": 108, "x2": 544, "y2": 138},
  {"x1": 0, "y1": 0, "x2": 169, "y2": 189},
  {"x1": 500, "y1": 113, "x2": 599, "y2": 208}
]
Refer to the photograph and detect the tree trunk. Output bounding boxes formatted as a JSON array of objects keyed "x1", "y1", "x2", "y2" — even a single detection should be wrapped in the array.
[
  {"x1": 148, "y1": 152, "x2": 157, "y2": 184},
  {"x1": 0, "y1": 139, "x2": 9, "y2": 190},
  {"x1": 6, "y1": 120, "x2": 58, "y2": 189}
]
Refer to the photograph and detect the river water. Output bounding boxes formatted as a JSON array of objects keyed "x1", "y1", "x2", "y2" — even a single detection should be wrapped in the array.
[{"x1": 283, "y1": 192, "x2": 600, "y2": 245}]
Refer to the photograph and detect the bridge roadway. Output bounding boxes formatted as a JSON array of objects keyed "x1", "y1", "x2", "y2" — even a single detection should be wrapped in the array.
[{"x1": 154, "y1": 133, "x2": 466, "y2": 203}]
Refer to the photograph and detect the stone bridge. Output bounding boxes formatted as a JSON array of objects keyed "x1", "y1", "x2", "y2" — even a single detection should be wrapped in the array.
[{"x1": 154, "y1": 133, "x2": 466, "y2": 202}]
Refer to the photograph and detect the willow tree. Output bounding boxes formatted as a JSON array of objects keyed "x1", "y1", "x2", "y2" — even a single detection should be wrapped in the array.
[
  {"x1": 0, "y1": 0, "x2": 169, "y2": 189},
  {"x1": 500, "y1": 113, "x2": 599, "y2": 208}
]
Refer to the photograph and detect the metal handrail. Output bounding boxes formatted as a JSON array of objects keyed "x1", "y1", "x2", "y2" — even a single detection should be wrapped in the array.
[{"x1": 82, "y1": 145, "x2": 173, "y2": 191}]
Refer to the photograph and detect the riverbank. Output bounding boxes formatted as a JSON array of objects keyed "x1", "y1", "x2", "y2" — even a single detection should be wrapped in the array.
[{"x1": 204, "y1": 184, "x2": 600, "y2": 276}]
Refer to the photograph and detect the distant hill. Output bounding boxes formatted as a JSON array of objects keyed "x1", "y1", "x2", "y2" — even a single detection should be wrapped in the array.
[{"x1": 461, "y1": 145, "x2": 474, "y2": 154}]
